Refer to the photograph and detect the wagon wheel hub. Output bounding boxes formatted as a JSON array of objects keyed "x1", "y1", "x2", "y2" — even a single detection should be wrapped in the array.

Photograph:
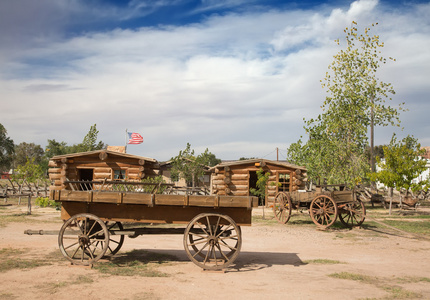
[
  {"x1": 208, "y1": 236, "x2": 218, "y2": 246},
  {"x1": 78, "y1": 234, "x2": 90, "y2": 246}
]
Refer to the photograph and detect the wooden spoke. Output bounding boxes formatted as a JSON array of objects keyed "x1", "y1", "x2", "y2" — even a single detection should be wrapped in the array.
[
  {"x1": 273, "y1": 192, "x2": 292, "y2": 224},
  {"x1": 338, "y1": 200, "x2": 366, "y2": 228},
  {"x1": 58, "y1": 213, "x2": 109, "y2": 265},
  {"x1": 184, "y1": 213, "x2": 242, "y2": 270},
  {"x1": 310, "y1": 195, "x2": 338, "y2": 228},
  {"x1": 104, "y1": 221, "x2": 124, "y2": 256}
]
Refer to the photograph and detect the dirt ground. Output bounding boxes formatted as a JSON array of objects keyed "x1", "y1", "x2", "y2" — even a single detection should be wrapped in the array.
[{"x1": 0, "y1": 204, "x2": 429, "y2": 300}]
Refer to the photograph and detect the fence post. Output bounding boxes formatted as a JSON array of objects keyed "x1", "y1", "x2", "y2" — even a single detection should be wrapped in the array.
[{"x1": 27, "y1": 195, "x2": 32, "y2": 215}]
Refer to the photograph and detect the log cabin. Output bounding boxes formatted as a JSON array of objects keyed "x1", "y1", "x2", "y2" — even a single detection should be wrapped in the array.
[
  {"x1": 210, "y1": 159, "x2": 307, "y2": 206},
  {"x1": 48, "y1": 149, "x2": 159, "y2": 191}
]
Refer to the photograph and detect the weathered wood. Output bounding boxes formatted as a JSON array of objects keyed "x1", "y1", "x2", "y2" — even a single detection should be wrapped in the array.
[
  {"x1": 229, "y1": 190, "x2": 248, "y2": 196},
  {"x1": 94, "y1": 167, "x2": 111, "y2": 173},
  {"x1": 99, "y1": 151, "x2": 108, "y2": 161},
  {"x1": 224, "y1": 177, "x2": 231, "y2": 184},
  {"x1": 139, "y1": 159, "x2": 145, "y2": 166},
  {"x1": 94, "y1": 173, "x2": 112, "y2": 179},
  {"x1": 227, "y1": 185, "x2": 248, "y2": 190},
  {"x1": 212, "y1": 179, "x2": 225, "y2": 185},
  {"x1": 231, "y1": 174, "x2": 248, "y2": 180},
  {"x1": 229, "y1": 180, "x2": 248, "y2": 186},
  {"x1": 52, "y1": 190, "x2": 258, "y2": 210},
  {"x1": 60, "y1": 202, "x2": 253, "y2": 226},
  {"x1": 127, "y1": 168, "x2": 141, "y2": 174},
  {"x1": 49, "y1": 173, "x2": 63, "y2": 180},
  {"x1": 48, "y1": 160, "x2": 59, "y2": 167}
]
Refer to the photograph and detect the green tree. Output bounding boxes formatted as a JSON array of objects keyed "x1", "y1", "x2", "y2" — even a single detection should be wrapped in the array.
[
  {"x1": 14, "y1": 142, "x2": 44, "y2": 167},
  {"x1": 72, "y1": 124, "x2": 106, "y2": 152},
  {"x1": 288, "y1": 22, "x2": 405, "y2": 187},
  {"x1": 0, "y1": 123, "x2": 14, "y2": 172},
  {"x1": 45, "y1": 124, "x2": 106, "y2": 156},
  {"x1": 45, "y1": 139, "x2": 69, "y2": 159},
  {"x1": 369, "y1": 135, "x2": 427, "y2": 196},
  {"x1": 170, "y1": 143, "x2": 220, "y2": 187},
  {"x1": 12, "y1": 158, "x2": 45, "y2": 183}
]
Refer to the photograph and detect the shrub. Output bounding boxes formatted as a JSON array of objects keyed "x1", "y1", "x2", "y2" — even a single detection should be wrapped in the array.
[{"x1": 35, "y1": 197, "x2": 61, "y2": 209}]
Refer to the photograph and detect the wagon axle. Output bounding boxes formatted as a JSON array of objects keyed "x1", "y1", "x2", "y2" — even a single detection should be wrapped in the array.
[{"x1": 25, "y1": 212, "x2": 243, "y2": 271}]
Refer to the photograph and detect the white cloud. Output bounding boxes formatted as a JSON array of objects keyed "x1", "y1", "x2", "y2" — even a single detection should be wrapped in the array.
[{"x1": 1, "y1": 0, "x2": 429, "y2": 161}]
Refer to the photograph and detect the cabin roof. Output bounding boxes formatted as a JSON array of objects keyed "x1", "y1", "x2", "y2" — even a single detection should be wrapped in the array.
[
  {"x1": 50, "y1": 149, "x2": 157, "y2": 163},
  {"x1": 209, "y1": 158, "x2": 306, "y2": 171}
]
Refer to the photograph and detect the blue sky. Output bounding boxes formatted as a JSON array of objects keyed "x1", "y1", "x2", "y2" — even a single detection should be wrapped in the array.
[{"x1": 1, "y1": 0, "x2": 429, "y2": 161}]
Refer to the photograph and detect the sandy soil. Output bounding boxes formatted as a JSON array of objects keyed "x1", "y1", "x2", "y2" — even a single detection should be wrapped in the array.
[{"x1": 0, "y1": 204, "x2": 429, "y2": 300}]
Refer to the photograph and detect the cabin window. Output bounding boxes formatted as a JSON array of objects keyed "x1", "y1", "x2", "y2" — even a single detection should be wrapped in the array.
[
  {"x1": 277, "y1": 172, "x2": 291, "y2": 193},
  {"x1": 113, "y1": 169, "x2": 127, "y2": 180}
]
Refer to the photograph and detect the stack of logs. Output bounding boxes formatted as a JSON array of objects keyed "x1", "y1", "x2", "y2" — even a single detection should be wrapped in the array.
[
  {"x1": 48, "y1": 155, "x2": 149, "y2": 190},
  {"x1": 212, "y1": 166, "x2": 249, "y2": 196},
  {"x1": 291, "y1": 169, "x2": 307, "y2": 191},
  {"x1": 48, "y1": 159, "x2": 68, "y2": 190}
]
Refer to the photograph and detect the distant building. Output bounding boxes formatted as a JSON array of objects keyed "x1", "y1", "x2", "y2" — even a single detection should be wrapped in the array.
[
  {"x1": 1, "y1": 170, "x2": 12, "y2": 180},
  {"x1": 422, "y1": 147, "x2": 430, "y2": 159}
]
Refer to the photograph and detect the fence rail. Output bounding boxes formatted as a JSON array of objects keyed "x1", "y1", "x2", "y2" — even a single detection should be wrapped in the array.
[{"x1": 1, "y1": 179, "x2": 50, "y2": 200}]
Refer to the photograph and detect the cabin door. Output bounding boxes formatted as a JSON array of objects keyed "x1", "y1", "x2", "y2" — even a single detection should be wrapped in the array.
[
  {"x1": 249, "y1": 171, "x2": 265, "y2": 206},
  {"x1": 78, "y1": 168, "x2": 94, "y2": 190}
]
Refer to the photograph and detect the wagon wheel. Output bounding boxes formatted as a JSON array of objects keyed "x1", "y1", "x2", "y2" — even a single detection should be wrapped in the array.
[
  {"x1": 338, "y1": 200, "x2": 366, "y2": 228},
  {"x1": 103, "y1": 221, "x2": 124, "y2": 256},
  {"x1": 310, "y1": 195, "x2": 338, "y2": 228},
  {"x1": 273, "y1": 192, "x2": 292, "y2": 224},
  {"x1": 188, "y1": 225, "x2": 241, "y2": 260},
  {"x1": 58, "y1": 213, "x2": 109, "y2": 265},
  {"x1": 184, "y1": 213, "x2": 242, "y2": 270}
]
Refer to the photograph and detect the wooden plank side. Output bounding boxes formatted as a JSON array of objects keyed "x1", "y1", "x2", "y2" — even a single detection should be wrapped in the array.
[
  {"x1": 122, "y1": 193, "x2": 152, "y2": 205},
  {"x1": 59, "y1": 190, "x2": 92, "y2": 202},
  {"x1": 188, "y1": 195, "x2": 217, "y2": 207},
  {"x1": 219, "y1": 196, "x2": 248, "y2": 208},
  {"x1": 155, "y1": 194, "x2": 185, "y2": 206},
  {"x1": 60, "y1": 202, "x2": 253, "y2": 226},
  {"x1": 55, "y1": 190, "x2": 257, "y2": 208},
  {"x1": 92, "y1": 192, "x2": 121, "y2": 204}
]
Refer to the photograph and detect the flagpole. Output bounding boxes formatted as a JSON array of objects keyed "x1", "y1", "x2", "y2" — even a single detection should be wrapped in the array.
[{"x1": 125, "y1": 129, "x2": 128, "y2": 153}]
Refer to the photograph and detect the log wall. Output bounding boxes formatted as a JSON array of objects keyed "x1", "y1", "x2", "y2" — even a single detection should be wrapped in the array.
[
  {"x1": 49, "y1": 154, "x2": 158, "y2": 191},
  {"x1": 212, "y1": 163, "x2": 307, "y2": 207}
]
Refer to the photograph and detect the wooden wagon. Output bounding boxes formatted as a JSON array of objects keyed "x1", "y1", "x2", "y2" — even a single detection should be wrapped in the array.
[
  {"x1": 27, "y1": 180, "x2": 258, "y2": 270},
  {"x1": 272, "y1": 185, "x2": 366, "y2": 229}
]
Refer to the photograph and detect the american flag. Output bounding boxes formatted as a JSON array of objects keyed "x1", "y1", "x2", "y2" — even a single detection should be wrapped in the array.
[{"x1": 127, "y1": 132, "x2": 143, "y2": 144}]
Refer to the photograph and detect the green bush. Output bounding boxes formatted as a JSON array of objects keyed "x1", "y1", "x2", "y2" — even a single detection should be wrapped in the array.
[{"x1": 35, "y1": 197, "x2": 61, "y2": 209}]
